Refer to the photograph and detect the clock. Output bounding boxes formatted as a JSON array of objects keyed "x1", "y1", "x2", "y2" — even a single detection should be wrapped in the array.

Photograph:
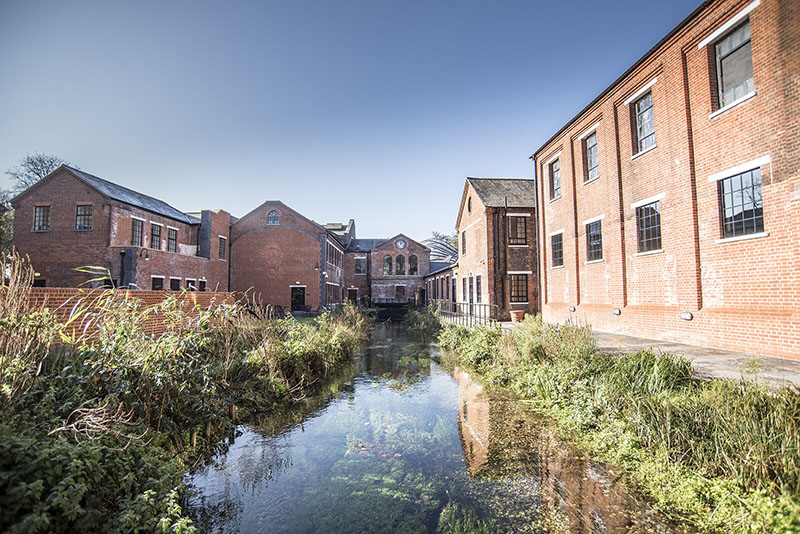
[{"x1": 396, "y1": 239, "x2": 406, "y2": 250}]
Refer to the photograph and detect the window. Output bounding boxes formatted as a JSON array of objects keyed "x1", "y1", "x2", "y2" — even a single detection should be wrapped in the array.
[
  {"x1": 408, "y1": 255, "x2": 418, "y2": 275},
  {"x1": 452, "y1": 278, "x2": 456, "y2": 303},
  {"x1": 33, "y1": 206, "x2": 50, "y2": 231},
  {"x1": 461, "y1": 231, "x2": 466, "y2": 255},
  {"x1": 354, "y1": 257, "x2": 366, "y2": 274},
  {"x1": 186, "y1": 279, "x2": 196, "y2": 291},
  {"x1": 636, "y1": 201, "x2": 662, "y2": 252},
  {"x1": 395, "y1": 286, "x2": 406, "y2": 299},
  {"x1": 510, "y1": 274, "x2": 528, "y2": 303},
  {"x1": 633, "y1": 92, "x2": 655, "y2": 153},
  {"x1": 467, "y1": 197, "x2": 472, "y2": 213},
  {"x1": 131, "y1": 218, "x2": 143, "y2": 246},
  {"x1": 75, "y1": 205, "x2": 92, "y2": 230},
  {"x1": 148, "y1": 224, "x2": 160, "y2": 249},
  {"x1": 508, "y1": 216, "x2": 527, "y2": 245},
  {"x1": 383, "y1": 255, "x2": 392, "y2": 275},
  {"x1": 33, "y1": 279, "x2": 46, "y2": 287},
  {"x1": 151, "y1": 277, "x2": 164, "y2": 290},
  {"x1": 396, "y1": 255, "x2": 405, "y2": 275},
  {"x1": 446, "y1": 276, "x2": 450, "y2": 300},
  {"x1": 268, "y1": 210, "x2": 280, "y2": 225},
  {"x1": 198, "y1": 280, "x2": 207, "y2": 292},
  {"x1": 584, "y1": 132, "x2": 599, "y2": 182},
  {"x1": 586, "y1": 221, "x2": 603, "y2": 261},
  {"x1": 551, "y1": 233, "x2": 564, "y2": 267},
  {"x1": 219, "y1": 237, "x2": 227, "y2": 260},
  {"x1": 549, "y1": 159, "x2": 561, "y2": 200},
  {"x1": 462, "y1": 278, "x2": 466, "y2": 303},
  {"x1": 718, "y1": 168, "x2": 763, "y2": 239},
  {"x1": 169, "y1": 278, "x2": 181, "y2": 291},
  {"x1": 475, "y1": 275, "x2": 482, "y2": 303},
  {"x1": 167, "y1": 228, "x2": 177, "y2": 252},
  {"x1": 715, "y1": 20, "x2": 753, "y2": 108},
  {"x1": 468, "y1": 276, "x2": 474, "y2": 304}
]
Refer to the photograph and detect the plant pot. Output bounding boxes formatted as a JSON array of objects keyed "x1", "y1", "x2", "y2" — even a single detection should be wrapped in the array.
[{"x1": 510, "y1": 310, "x2": 525, "y2": 323}]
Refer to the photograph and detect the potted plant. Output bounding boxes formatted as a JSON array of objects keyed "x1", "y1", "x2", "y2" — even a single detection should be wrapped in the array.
[{"x1": 509, "y1": 307, "x2": 526, "y2": 323}]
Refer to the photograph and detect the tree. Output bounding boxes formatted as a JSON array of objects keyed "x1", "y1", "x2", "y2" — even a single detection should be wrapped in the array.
[
  {"x1": 6, "y1": 152, "x2": 69, "y2": 194},
  {"x1": 1, "y1": 153, "x2": 71, "y2": 254},
  {"x1": 431, "y1": 231, "x2": 457, "y2": 249}
]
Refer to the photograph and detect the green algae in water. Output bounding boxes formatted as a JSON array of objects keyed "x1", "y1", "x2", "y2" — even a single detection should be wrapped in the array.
[{"x1": 186, "y1": 323, "x2": 679, "y2": 533}]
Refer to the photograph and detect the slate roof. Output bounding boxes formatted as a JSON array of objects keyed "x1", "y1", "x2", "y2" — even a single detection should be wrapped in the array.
[
  {"x1": 427, "y1": 261, "x2": 455, "y2": 276},
  {"x1": 466, "y1": 178, "x2": 535, "y2": 209},
  {"x1": 346, "y1": 238, "x2": 385, "y2": 252},
  {"x1": 65, "y1": 165, "x2": 200, "y2": 225}
]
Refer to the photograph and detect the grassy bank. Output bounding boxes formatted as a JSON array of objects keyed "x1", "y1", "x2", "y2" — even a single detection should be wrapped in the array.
[
  {"x1": 0, "y1": 255, "x2": 372, "y2": 533},
  {"x1": 431, "y1": 312, "x2": 800, "y2": 533}
]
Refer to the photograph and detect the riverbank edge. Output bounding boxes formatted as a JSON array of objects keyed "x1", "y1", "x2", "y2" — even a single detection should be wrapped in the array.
[{"x1": 429, "y1": 315, "x2": 800, "y2": 533}]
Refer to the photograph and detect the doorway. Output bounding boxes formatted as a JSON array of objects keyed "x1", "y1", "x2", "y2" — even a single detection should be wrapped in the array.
[
  {"x1": 347, "y1": 288, "x2": 358, "y2": 304},
  {"x1": 291, "y1": 286, "x2": 306, "y2": 311}
]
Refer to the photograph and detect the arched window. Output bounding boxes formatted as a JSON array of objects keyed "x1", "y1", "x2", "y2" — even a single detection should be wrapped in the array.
[
  {"x1": 383, "y1": 255, "x2": 392, "y2": 275},
  {"x1": 468, "y1": 197, "x2": 472, "y2": 213},
  {"x1": 396, "y1": 255, "x2": 405, "y2": 275},
  {"x1": 267, "y1": 210, "x2": 280, "y2": 225},
  {"x1": 408, "y1": 255, "x2": 418, "y2": 275}
]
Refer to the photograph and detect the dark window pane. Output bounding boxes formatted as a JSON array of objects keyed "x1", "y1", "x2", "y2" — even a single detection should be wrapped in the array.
[
  {"x1": 510, "y1": 274, "x2": 528, "y2": 303},
  {"x1": 508, "y1": 216, "x2": 527, "y2": 245},
  {"x1": 76, "y1": 205, "x2": 92, "y2": 230},
  {"x1": 551, "y1": 233, "x2": 564, "y2": 267},
  {"x1": 635, "y1": 201, "x2": 662, "y2": 253},
  {"x1": 549, "y1": 159, "x2": 561, "y2": 199},
  {"x1": 131, "y1": 219, "x2": 143, "y2": 247},
  {"x1": 151, "y1": 277, "x2": 164, "y2": 290},
  {"x1": 718, "y1": 167, "x2": 764, "y2": 239},
  {"x1": 34, "y1": 206, "x2": 51, "y2": 231},
  {"x1": 586, "y1": 221, "x2": 603, "y2": 261},
  {"x1": 716, "y1": 21, "x2": 754, "y2": 107},
  {"x1": 167, "y1": 228, "x2": 177, "y2": 252}
]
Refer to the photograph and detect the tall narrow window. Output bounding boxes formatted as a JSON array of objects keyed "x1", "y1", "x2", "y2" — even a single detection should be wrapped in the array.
[
  {"x1": 267, "y1": 210, "x2": 280, "y2": 225},
  {"x1": 636, "y1": 201, "x2": 662, "y2": 252},
  {"x1": 131, "y1": 218, "x2": 143, "y2": 247},
  {"x1": 510, "y1": 274, "x2": 528, "y2": 303},
  {"x1": 150, "y1": 224, "x2": 162, "y2": 249},
  {"x1": 549, "y1": 159, "x2": 561, "y2": 200},
  {"x1": 462, "y1": 278, "x2": 466, "y2": 303},
  {"x1": 383, "y1": 255, "x2": 392, "y2": 275},
  {"x1": 452, "y1": 278, "x2": 456, "y2": 303},
  {"x1": 508, "y1": 216, "x2": 527, "y2": 245},
  {"x1": 33, "y1": 206, "x2": 51, "y2": 231},
  {"x1": 718, "y1": 168, "x2": 763, "y2": 239},
  {"x1": 446, "y1": 276, "x2": 450, "y2": 300},
  {"x1": 396, "y1": 255, "x2": 405, "y2": 275},
  {"x1": 461, "y1": 231, "x2": 466, "y2": 255},
  {"x1": 408, "y1": 255, "x2": 418, "y2": 275},
  {"x1": 551, "y1": 233, "x2": 564, "y2": 267},
  {"x1": 468, "y1": 276, "x2": 474, "y2": 305},
  {"x1": 354, "y1": 257, "x2": 366, "y2": 274},
  {"x1": 475, "y1": 275, "x2": 482, "y2": 303},
  {"x1": 219, "y1": 236, "x2": 227, "y2": 260},
  {"x1": 586, "y1": 221, "x2": 603, "y2": 261},
  {"x1": 167, "y1": 228, "x2": 177, "y2": 252},
  {"x1": 715, "y1": 20, "x2": 753, "y2": 108},
  {"x1": 75, "y1": 205, "x2": 92, "y2": 230},
  {"x1": 584, "y1": 132, "x2": 599, "y2": 182},
  {"x1": 633, "y1": 91, "x2": 655, "y2": 153}
]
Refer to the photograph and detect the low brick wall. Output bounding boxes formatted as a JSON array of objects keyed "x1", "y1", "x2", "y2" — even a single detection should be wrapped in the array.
[{"x1": 24, "y1": 288, "x2": 235, "y2": 338}]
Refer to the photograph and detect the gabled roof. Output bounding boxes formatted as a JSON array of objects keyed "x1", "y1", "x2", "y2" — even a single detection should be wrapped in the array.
[
  {"x1": 347, "y1": 238, "x2": 385, "y2": 252},
  {"x1": 21, "y1": 165, "x2": 200, "y2": 225},
  {"x1": 466, "y1": 178, "x2": 535, "y2": 209},
  {"x1": 374, "y1": 233, "x2": 430, "y2": 252},
  {"x1": 427, "y1": 261, "x2": 455, "y2": 276}
]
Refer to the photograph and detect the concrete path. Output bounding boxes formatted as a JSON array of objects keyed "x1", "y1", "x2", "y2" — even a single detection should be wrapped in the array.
[{"x1": 500, "y1": 322, "x2": 800, "y2": 389}]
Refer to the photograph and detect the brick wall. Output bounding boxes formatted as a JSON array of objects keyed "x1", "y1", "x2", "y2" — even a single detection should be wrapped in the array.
[
  {"x1": 534, "y1": 0, "x2": 800, "y2": 359},
  {"x1": 370, "y1": 235, "x2": 429, "y2": 300},
  {"x1": 24, "y1": 288, "x2": 234, "y2": 338}
]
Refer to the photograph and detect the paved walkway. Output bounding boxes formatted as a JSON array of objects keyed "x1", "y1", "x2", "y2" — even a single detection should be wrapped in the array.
[{"x1": 500, "y1": 322, "x2": 800, "y2": 389}]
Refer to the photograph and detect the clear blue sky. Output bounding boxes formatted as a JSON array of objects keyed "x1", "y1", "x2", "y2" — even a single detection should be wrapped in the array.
[{"x1": 0, "y1": 0, "x2": 699, "y2": 241}]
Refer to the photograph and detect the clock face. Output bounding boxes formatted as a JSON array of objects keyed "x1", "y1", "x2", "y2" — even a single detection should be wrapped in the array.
[{"x1": 396, "y1": 239, "x2": 406, "y2": 249}]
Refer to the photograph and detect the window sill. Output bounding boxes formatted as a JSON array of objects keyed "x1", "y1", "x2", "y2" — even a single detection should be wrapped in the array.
[
  {"x1": 585, "y1": 259, "x2": 605, "y2": 265},
  {"x1": 582, "y1": 177, "x2": 600, "y2": 186},
  {"x1": 355, "y1": 273, "x2": 366, "y2": 276},
  {"x1": 715, "y1": 231, "x2": 769, "y2": 244},
  {"x1": 634, "y1": 248, "x2": 664, "y2": 257},
  {"x1": 32, "y1": 229, "x2": 51, "y2": 232},
  {"x1": 550, "y1": 264, "x2": 565, "y2": 270},
  {"x1": 709, "y1": 91, "x2": 756, "y2": 119},
  {"x1": 510, "y1": 302, "x2": 529, "y2": 305},
  {"x1": 508, "y1": 244, "x2": 529, "y2": 248},
  {"x1": 631, "y1": 144, "x2": 657, "y2": 160},
  {"x1": 549, "y1": 195, "x2": 562, "y2": 203}
]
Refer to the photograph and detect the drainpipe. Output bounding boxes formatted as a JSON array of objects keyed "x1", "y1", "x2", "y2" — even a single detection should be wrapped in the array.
[{"x1": 531, "y1": 157, "x2": 542, "y2": 314}]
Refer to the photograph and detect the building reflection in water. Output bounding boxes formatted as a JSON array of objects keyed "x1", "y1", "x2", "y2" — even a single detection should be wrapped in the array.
[{"x1": 453, "y1": 368, "x2": 678, "y2": 534}]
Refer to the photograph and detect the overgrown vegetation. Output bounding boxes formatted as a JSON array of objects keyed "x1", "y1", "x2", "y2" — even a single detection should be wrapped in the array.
[
  {"x1": 404, "y1": 302, "x2": 443, "y2": 339},
  {"x1": 438, "y1": 314, "x2": 800, "y2": 533},
  {"x1": 0, "y1": 253, "x2": 371, "y2": 532}
]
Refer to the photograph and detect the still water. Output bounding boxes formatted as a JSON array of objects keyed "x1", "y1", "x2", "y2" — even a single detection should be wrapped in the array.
[{"x1": 186, "y1": 323, "x2": 677, "y2": 533}]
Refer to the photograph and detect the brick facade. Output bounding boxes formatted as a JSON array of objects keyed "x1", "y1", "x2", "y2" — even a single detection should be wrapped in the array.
[
  {"x1": 369, "y1": 234, "x2": 430, "y2": 302},
  {"x1": 533, "y1": 0, "x2": 800, "y2": 359}
]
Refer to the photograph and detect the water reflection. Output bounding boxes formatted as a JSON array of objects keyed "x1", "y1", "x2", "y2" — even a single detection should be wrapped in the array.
[{"x1": 186, "y1": 323, "x2": 677, "y2": 533}]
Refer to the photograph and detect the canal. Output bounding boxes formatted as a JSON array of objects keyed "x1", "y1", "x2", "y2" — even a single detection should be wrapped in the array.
[{"x1": 185, "y1": 322, "x2": 677, "y2": 533}]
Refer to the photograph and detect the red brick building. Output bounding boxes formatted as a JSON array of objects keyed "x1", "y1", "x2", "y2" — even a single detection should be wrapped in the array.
[
  {"x1": 429, "y1": 178, "x2": 538, "y2": 321},
  {"x1": 532, "y1": 0, "x2": 800, "y2": 358},
  {"x1": 12, "y1": 165, "x2": 230, "y2": 291}
]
